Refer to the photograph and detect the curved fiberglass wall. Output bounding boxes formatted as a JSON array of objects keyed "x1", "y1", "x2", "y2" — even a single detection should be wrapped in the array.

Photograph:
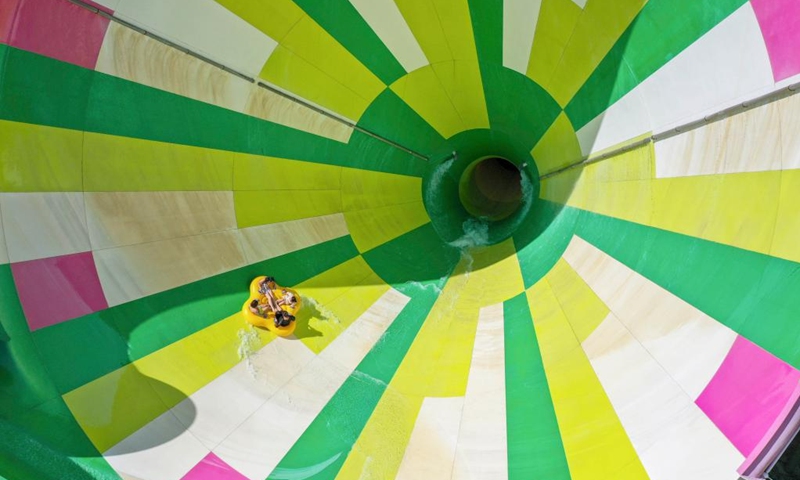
[{"x1": 1, "y1": 0, "x2": 799, "y2": 478}]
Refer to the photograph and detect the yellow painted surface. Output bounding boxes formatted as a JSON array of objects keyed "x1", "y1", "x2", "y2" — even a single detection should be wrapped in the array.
[
  {"x1": 545, "y1": 0, "x2": 646, "y2": 106},
  {"x1": 234, "y1": 190, "x2": 343, "y2": 228},
  {"x1": 771, "y1": 170, "x2": 800, "y2": 262},
  {"x1": 345, "y1": 202, "x2": 431, "y2": 253},
  {"x1": 395, "y1": 0, "x2": 477, "y2": 64},
  {"x1": 215, "y1": 0, "x2": 304, "y2": 42},
  {"x1": 0, "y1": 120, "x2": 84, "y2": 192},
  {"x1": 340, "y1": 168, "x2": 422, "y2": 211},
  {"x1": 532, "y1": 112, "x2": 583, "y2": 175},
  {"x1": 64, "y1": 313, "x2": 276, "y2": 452},
  {"x1": 391, "y1": 66, "x2": 466, "y2": 139},
  {"x1": 83, "y1": 133, "x2": 234, "y2": 192},
  {"x1": 233, "y1": 153, "x2": 342, "y2": 191},
  {"x1": 338, "y1": 240, "x2": 524, "y2": 479},
  {"x1": 526, "y1": 0, "x2": 582, "y2": 88},
  {"x1": 527, "y1": 279, "x2": 647, "y2": 479},
  {"x1": 546, "y1": 259, "x2": 609, "y2": 343},
  {"x1": 431, "y1": 61, "x2": 490, "y2": 131},
  {"x1": 293, "y1": 256, "x2": 389, "y2": 353}
]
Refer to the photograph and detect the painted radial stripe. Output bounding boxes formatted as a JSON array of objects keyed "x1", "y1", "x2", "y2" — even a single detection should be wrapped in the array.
[
  {"x1": 572, "y1": 207, "x2": 800, "y2": 373},
  {"x1": 451, "y1": 303, "x2": 508, "y2": 480},
  {"x1": 213, "y1": 289, "x2": 410, "y2": 480},
  {"x1": 0, "y1": 1, "x2": 17, "y2": 43},
  {"x1": 0, "y1": 192, "x2": 90, "y2": 263},
  {"x1": 344, "y1": 202, "x2": 431, "y2": 254},
  {"x1": 239, "y1": 213, "x2": 350, "y2": 265},
  {"x1": 234, "y1": 190, "x2": 343, "y2": 228},
  {"x1": 527, "y1": 279, "x2": 647, "y2": 479},
  {"x1": 11, "y1": 252, "x2": 108, "y2": 331},
  {"x1": 183, "y1": 453, "x2": 247, "y2": 480},
  {"x1": 503, "y1": 294, "x2": 570, "y2": 479},
  {"x1": 0, "y1": 208, "x2": 8, "y2": 265},
  {"x1": 0, "y1": 47, "x2": 420, "y2": 178},
  {"x1": 341, "y1": 168, "x2": 422, "y2": 211},
  {"x1": 577, "y1": 3, "x2": 774, "y2": 156},
  {"x1": 336, "y1": 240, "x2": 523, "y2": 479},
  {"x1": 349, "y1": 0, "x2": 429, "y2": 73},
  {"x1": 4, "y1": 0, "x2": 109, "y2": 69},
  {"x1": 563, "y1": 235, "x2": 738, "y2": 399},
  {"x1": 545, "y1": 258, "x2": 609, "y2": 343},
  {"x1": 395, "y1": 397, "x2": 465, "y2": 480},
  {"x1": 531, "y1": 112, "x2": 583, "y2": 175},
  {"x1": 33, "y1": 236, "x2": 359, "y2": 395},
  {"x1": 566, "y1": 0, "x2": 750, "y2": 131},
  {"x1": 696, "y1": 336, "x2": 800, "y2": 456},
  {"x1": 113, "y1": 0, "x2": 276, "y2": 78},
  {"x1": 94, "y1": 230, "x2": 247, "y2": 307},
  {"x1": 85, "y1": 191, "x2": 236, "y2": 250},
  {"x1": 390, "y1": 66, "x2": 469, "y2": 139},
  {"x1": 502, "y1": 0, "x2": 542, "y2": 75},
  {"x1": 394, "y1": 0, "x2": 479, "y2": 64},
  {"x1": 265, "y1": 284, "x2": 440, "y2": 480},
  {"x1": 751, "y1": 0, "x2": 800, "y2": 81},
  {"x1": 582, "y1": 313, "x2": 744, "y2": 479},
  {"x1": 292, "y1": 0, "x2": 406, "y2": 85},
  {"x1": 525, "y1": 0, "x2": 581, "y2": 88}
]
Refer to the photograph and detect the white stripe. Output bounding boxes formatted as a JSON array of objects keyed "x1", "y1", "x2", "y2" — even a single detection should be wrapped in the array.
[
  {"x1": 238, "y1": 213, "x2": 350, "y2": 265},
  {"x1": 502, "y1": 0, "x2": 542, "y2": 75},
  {"x1": 113, "y1": 0, "x2": 278, "y2": 78},
  {"x1": 396, "y1": 397, "x2": 465, "y2": 480},
  {"x1": 349, "y1": 0, "x2": 429, "y2": 73},
  {"x1": 214, "y1": 289, "x2": 410, "y2": 480},
  {"x1": 452, "y1": 304, "x2": 508, "y2": 480},
  {"x1": 562, "y1": 235, "x2": 737, "y2": 399},
  {"x1": 576, "y1": 4, "x2": 774, "y2": 157},
  {"x1": 583, "y1": 313, "x2": 743, "y2": 479},
  {"x1": 0, "y1": 206, "x2": 9, "y2": 265}
]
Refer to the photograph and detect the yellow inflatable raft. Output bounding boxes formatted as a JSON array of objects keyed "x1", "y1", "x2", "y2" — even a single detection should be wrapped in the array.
[{"x1": 242, "y1": 276, "x2": 302, "y2": 337}]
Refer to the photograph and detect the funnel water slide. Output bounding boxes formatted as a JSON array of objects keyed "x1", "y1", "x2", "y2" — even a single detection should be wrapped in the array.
[{"x1": 1, "y1": 0, "x2": 800, "y2": 479}]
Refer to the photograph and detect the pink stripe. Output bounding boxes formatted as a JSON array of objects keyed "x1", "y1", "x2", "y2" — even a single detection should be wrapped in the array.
[
  {"x1": 11, "y1": 251, "x2": 109, "y2": 331},
  {"x1": 696, "y1": 336, "x2": 800, "y2": 456},
  {"x1": 182, "y1": 453, "x2": 248, "y2": 480},
  {"x1": 751, "y1": 0, "x2": 800, "y2": 81},
  {"x1": 7, "y1": 0, "x2": 109, "y2": 69}
]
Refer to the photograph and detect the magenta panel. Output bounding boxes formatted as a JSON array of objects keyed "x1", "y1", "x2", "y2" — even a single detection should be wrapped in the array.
[
  {"x1": 751, "y1": 0, "x2": 800, "y2": 81},
  {"x1": 182, "y1": 453, "x2": 248, "y2": 480},
  {"x1": 0, "y1": 0, "x2": 21, "y2": 43},
  {"x1": 6, "y1": 0, "x2": 109, "y2": 69},
  {"x1": 11, "y1": 251, "x2": 109, "y2": 331},
  {"x1": 696, "y1": 336, "x2": 800, "y2": 456}
]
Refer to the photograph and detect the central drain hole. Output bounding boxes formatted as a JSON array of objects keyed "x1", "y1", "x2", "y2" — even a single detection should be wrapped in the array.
[{"x1": 459, "y1": 156, "x2": 523, "y2": 221}]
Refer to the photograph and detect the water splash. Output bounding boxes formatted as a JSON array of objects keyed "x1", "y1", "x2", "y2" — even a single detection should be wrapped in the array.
[
  {"x1": 301, "y1": 295, "x2": 341, "y2": 324},
  {"x1": 406, "y1": 280, "x2": 444, "y2": 295},
  {"x1": 237, "y1": 327, "x2": 261, "y2": 378},
  {"x1": 424, "y1": 154, "x2": 456, "y2": 217}
]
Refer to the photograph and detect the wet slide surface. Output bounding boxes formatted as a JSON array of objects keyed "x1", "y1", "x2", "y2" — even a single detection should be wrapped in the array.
[{"x1": 1, "y1": 0, "x2": 800, "y2": 479}]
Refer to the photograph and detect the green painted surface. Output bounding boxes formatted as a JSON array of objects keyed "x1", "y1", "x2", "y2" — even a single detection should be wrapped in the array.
[
  {"x1": 31, "y1": 236, "x2": 359, "y2": 394},
  {"x1": 292, "y1": 0, "x2": 407, "y2": 85},
  {"x1": 0, "y1": 266, "x2": 119, "y2": 479},
  {"x1": 468, "y1": 0, "x2": 503, "y2": 66},
  {"x1": 514, "y1": 201, "x2": 580, "y2": 288},
  {"x1": 574, "y1": 208, "x2": 800, "y2": 368},
  {"x1": 268, "y1": 284, "x2": 441, "y2": 480},
  {"x1": 566, "y1": 0, "x2": 748, "y2": 129},
  {"x1": 504, "y1": 293, "x2": 571, "y2": 480}
]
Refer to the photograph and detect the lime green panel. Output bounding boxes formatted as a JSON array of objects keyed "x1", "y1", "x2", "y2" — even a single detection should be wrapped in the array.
[
  {"x1": 345, "y1": 202, "x2": 431, "y2": 253},
  {"x1": 429, "y1": 0, "x2": 480, "y2": 61},
  {"x1": 233, "y1": 153, "x2": 342, "y2": 191},
  {"x1": 341, "y1": 168, "x2": 422, "y2": 211},
  {"x1": 431, "y1": 60, "x2": 490, "y2": 131},
  {"x1": 526, "y1": 0, "x2": 582, "y2": 88},
  {"x1": 394, "y1": 0, "x2": 452, "y2": 64},
  {"x1": 531, "y1": 112, "x2": 582, "y2": 175},
  {"x1": 0, "y1": 120, "x2": 83, "y2": 192},
  {"x1": 234, "y1": 190, "x2": 343, "y2": 228},
  {"x1": 215, "y1": 0, "x2": 304, "y2": 42},
  {"x1": 546, "y1": 259, "x2": 610, "y2": 343},
  {"x1": 390, "y1": 66, "x2": 465, "y2": 139}
]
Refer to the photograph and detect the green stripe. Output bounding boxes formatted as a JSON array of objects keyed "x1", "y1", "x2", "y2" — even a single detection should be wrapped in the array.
[
  {"x1": 504, "y1": 293, "x2": 571, "y2": 480},
  {"x1": 565, "y1": 0, "x2": 748, "y2": 130},
  {"x1": 0, "y1": 266, "x2": 118, "y2": 479},
  {"x1": 0, "y1": 45, "x2": 424, "y2": 177},
  {"x1": 31, "y1": 236, "x2": 359, "y2": 394},
  {"x1": 293, "y1": 0, "x2": 407, "y2": 85},
  {"x1": 514, "y1": 200, "x2": 581, "y2": 288},
  {"x1": 574, "y1": 208, "x2": 800, "y2": 369},
  {"x1": 468, "y1": 0, "x2": 561, "y2": 151},
  {"x1": 268, "y1": 283, "x2": 441, "y2": 479}
]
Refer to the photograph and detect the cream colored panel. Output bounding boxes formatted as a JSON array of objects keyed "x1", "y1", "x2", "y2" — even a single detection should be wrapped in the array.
[
  {"x1": 349, "y1": 0, "x2": 429, "y2": 73},
  {"x1": 452, "y1": 304, "x2": 508, "y2": 480},
  {"x1": 396, "y1": 397, "x2": 465, "y2": 480},
  {"x1": 96, "y1": 23, "x2": 252, "y2": 113},
  {"x1": 502, "y1": 0, "x2": 542, "y2": 75},
  {"x1": 655, "y1": 100, "x2": 782, "y2": 178},
  {"x1": 0, "y1": 208, "x2": 8, "y2": 265},
  {"x1": 239, "y1": 213, "x2": 349, "y2": 264},
  {"x1": 85, "y1": 191, "x2": 236, "y2": 250},
  {"x1": 113, "y1": 0, "x2": 277, "y2": 78},
  {"x1": 583, "y1": 314, "x2": 744, "y2": 479},
  {"x1": 563, "y1": 236, "x2": 737, "y2": 399},
  {"x1": 778, "y1": 92, "x2": 800, "y2": 170},
  {"x1": 0, "y1": 193, "x2": 91, "y2": 263},
  {"x1": 243, "y1": 85, "x2": 353, "y2": 143},
  {"x1": 94, "y1": 231, "x2": 246, "y2": 307}
]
